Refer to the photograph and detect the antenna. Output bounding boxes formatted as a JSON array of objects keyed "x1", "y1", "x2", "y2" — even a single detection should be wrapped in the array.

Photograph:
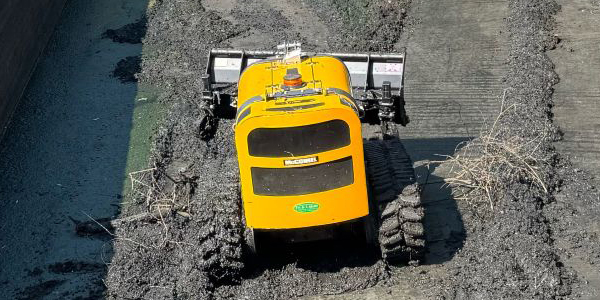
[{"x1": 277, "y1": 42, "x2": 302, "y2": 63}]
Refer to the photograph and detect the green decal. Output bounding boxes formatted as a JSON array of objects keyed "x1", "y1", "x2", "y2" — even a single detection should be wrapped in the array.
[{"x1": 294, "y1": 202, "x2": 320, "y2": 213}]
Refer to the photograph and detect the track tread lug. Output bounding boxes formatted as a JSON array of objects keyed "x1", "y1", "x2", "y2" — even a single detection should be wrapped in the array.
[
  {"x1": 404, "y1": 235, "x2": 425, "y2": 248},
  {"x1": 401, "y1": 207, "x2": 424, "y2": 222},
  {"x1": 402, "y1": 222, "x2": 425, "y2": 237}
]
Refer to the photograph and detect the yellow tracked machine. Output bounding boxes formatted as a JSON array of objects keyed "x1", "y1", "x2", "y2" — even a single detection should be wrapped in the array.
[{"x1": 200, "y1": 43, "x2": 424, "y2": 263}]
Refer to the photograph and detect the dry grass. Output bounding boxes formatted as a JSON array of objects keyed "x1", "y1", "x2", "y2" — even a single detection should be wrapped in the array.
[
  {"x1": 439, "y1": 95, "x2": 549, "y2": 210},
  {"x1": 104, "y1": 163, "x2": 198, "y2": 246},
  {"x1": 129, "y1": 164, "x2": 195, "y2": 216}
]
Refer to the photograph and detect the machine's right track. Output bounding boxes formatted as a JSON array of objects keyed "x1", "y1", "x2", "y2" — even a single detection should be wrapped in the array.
[{"x1": 363, "y1": 139, "x2": 425, "y2": 265}]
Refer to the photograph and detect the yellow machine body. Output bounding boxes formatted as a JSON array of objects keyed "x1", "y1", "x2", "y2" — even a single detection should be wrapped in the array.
[{"x1": 234, "y1": 56, "x2": 369, "y2": 230}]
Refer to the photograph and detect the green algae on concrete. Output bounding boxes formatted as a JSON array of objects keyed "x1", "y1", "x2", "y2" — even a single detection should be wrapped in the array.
[{"x1": 121, "y1": 83, "x2": 165, "y2": 203}]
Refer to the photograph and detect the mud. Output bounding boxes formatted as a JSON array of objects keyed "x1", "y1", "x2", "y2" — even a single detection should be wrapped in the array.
[
  {"x1": 105, "y1": 0, "x2": 412, "y2": 299},
  {"x1": 104, "y1": 2, "x2": 247, "y2": 299},
  {"x1": 302, "y1": 0, "x2": 409, "y2": 52},
  {"x1": 113, "y1": 56, "x2": 142, "y2": 83},
  {"x1": 105, "y1": 0, "x2": 600, "y2": 298},
  {"x1": 544, "y1": 3, "x2": 600, "y2": 290},
  {"x1": 107, "y1": 17, "x2": 147, "y2": 83},
  {"x1": 550, "y1": 0, "x2": 600, "y2": 179},
  {"x1": 431, "y1": 1, "x2": 599, "y2": 299},
  {"x1": 549, "y1": 165, "x2": 600, "y2": 299},
  {"x1": 1, "y1": 0, "x2": 597, "y2": 298},
  {"x1": 102, "y1": 17, "x2": 147, "y2": 44}
]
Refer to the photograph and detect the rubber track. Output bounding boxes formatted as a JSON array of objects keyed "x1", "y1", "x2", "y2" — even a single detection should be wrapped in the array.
[{"x1": 364, "y1": 139, "x2": 425, "y2": 265}]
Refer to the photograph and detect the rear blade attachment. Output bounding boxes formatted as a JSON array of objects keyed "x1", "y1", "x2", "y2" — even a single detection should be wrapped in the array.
[{"x1": 199, "y1": 45, "x2": 408, "y2": 139}]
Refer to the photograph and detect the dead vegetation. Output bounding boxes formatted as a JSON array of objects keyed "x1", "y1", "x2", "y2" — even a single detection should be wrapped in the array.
[
  {"x1": 441, "y1": 93, "x2": 549, "y2": 210},
  {"x1": 75, "y1": 164, "x2": 196, "y2": 239},
  {"x1": 128, "y1": 166, "x2": 195, "y2": 218}
]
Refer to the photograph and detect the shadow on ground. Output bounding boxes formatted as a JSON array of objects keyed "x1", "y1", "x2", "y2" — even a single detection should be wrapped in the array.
[
  {"x1": 404, "y1": 137, "x2": 469, "y2": 264},
  {"x1": 0, "y1": 1, "x2": 150, "y2": 298},
  {"x1": 243, "y1": 237, "x2": 379, "y2": 277}
]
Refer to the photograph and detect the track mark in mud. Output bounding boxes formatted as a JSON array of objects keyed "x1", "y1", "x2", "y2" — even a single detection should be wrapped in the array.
[
  {"x1": 551, "y1": 0, "x2": 600, "y2": 179},
  {"x1": 400, "y1": 0, "x2": 507, "y2": 140}
]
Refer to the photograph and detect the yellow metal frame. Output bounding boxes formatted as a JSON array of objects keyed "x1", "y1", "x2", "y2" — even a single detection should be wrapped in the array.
[{"x1": 234, "y1": 56, "x2": 369, "y2": 229}]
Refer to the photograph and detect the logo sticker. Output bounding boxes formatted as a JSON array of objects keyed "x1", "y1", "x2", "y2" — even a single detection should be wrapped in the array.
[
  {"x1": 294, "y1": 202, "x2": 320, "y2": 213},
  {"x1": 284, "y1": 156, "x2": 318, "y2": 166}
]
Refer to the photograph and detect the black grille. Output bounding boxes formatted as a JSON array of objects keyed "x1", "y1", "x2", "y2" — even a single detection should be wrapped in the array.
[
  {"x1": 251, "y1": 157, "x2": 354, "y2": 196},
  {"x1": 248, "y1": 119, "x2": 350, "y2": 157}
]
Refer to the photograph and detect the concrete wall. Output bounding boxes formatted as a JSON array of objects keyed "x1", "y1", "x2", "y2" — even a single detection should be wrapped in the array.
[{"x1": 0, "y1": 0, "x2": 67, "y2": 139}]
